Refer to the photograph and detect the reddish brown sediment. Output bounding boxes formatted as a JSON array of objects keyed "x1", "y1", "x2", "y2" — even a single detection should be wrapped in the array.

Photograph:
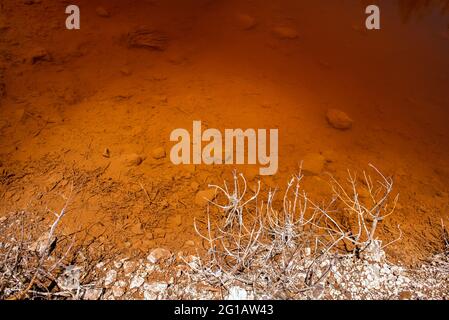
[{"x1": 0, "y1": 0, "x2": 448, "y2": 268}]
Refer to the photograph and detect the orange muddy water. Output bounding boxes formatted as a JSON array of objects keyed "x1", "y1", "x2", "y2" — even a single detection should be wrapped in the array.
[{"x1": 0, "y1": 0, "x2": 448, "y2": 264}]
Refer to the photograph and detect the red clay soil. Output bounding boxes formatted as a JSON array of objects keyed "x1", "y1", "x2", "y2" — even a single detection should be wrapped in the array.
[{"x1": 0, "y1": 0, "x2": 448, "y2": 265}]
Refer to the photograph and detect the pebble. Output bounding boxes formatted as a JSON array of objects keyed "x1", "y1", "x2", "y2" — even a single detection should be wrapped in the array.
[
  {"x1": 130, "y1": 275, "x2": 145, "y2": 289},
  {"x1": 104, "y1": 270, "x2": 117, "y2": 286},
  {"x1": 28, "y1": 47, "x2": 50, "y2": 64},
  {"x1": 96, "y1": 7, "x2": 110, "y2": 18},
  {"x1": 120, "y1": 153, "x2": 144, "y2": 167},
  {"x1": 236, "y1": 13, "x2": 257, "y2": 30},
  {"x1": 123, "y1": 261, "x2": 138, "y2": 275},
  {"x1": 147, "y1": 248, "x2": 172, "y2": 264},
  {"x1": 83, "y1": 288, "x2": 103, "y2": 300},
  {"x1": 273, "y1": 26, "x2": 298, "y2": 39},
  {"x1": 112, "y1": 286, "x2": 125, "y2": 297},
  {"x1": 194, "y1": 189, "x2": 217, "y2": 206},
  {"x1": 151, "y1": 147, "x2": 166, "y2": 159},
  {"x1": 326, "y1": 109, "x2": 353, "y2": 130},
  {"x1": 226, "y1": 286, "x2": 248, "y2": 300}
]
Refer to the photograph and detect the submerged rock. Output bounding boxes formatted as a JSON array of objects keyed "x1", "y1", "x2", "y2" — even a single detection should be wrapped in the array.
[
  {"x1": 236, "y1": 13, "x2": 257, "y2": 30},
  {"x1": 96, "y1": 7, "x2": 110, "y2": 18},
  {"x1": 326, "y1": 109, "x2": 353, "y2": 130},
  {"x1": 273, "y1": 26, "x2": 298, "y2": 39}
]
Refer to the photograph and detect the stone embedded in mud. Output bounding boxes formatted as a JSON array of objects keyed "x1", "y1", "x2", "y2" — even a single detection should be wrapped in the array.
[
  {"x1": 120, "y1": 68, "x2": 132, "y2": 76},
  {"x1": 147, "y1": 248, "x2": 172, "y2": 264},
  {"x1": 236, "y1": 13, "x2": 257, "y2": 30},
  {"x1": 302, "y1": 153, "x2": 325, "y2": 176},
  {"x1": 120, "y1": 153, "x2": 144, "y2": 167},
  {"x1": 195, "y1": 189, "x2": 217, "y2": 206},
  {"x1": 102, "y1": 148, "x2": 110, "y2": 158},
  {"x1": 326, "y1": 109, "x2": 353, "y2": 130},
  {"x1": 27, "y1": 47, "x2": 51, "y2": 64},
  {"x1": 273, "y1": 26, "x2": 299, "y2": 39},
  {"x1": 96, "y1": 7, "x2": 110, "y2": 18},
  {"x1": 151, "y1": 147, "x2": 166, "y2": 159}
]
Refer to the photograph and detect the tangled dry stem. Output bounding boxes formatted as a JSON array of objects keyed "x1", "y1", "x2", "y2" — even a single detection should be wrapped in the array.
[
  {"x1": 0, "y1": 186, "x2": 74, "y2": 299},
  {"x1": 186, "y1": 165, "x2": 402, "y2": 298}
]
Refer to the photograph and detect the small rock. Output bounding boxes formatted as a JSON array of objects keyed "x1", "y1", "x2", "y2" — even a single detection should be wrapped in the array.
[
  {"x1": 273, "y1": 26, "x2": 298, "y2": 39},
  {"x1": 83, "y1": 288, "x2": 103, "y2": 300},
  {"x1": 326, "y1": 109, "x2": 353, "y2": 130},
  {"x1": 147, "y1": 248, "x2": 172, "y2": 264},
  {"x1": 102, "y1": 148, "x2": 110, "y2": 158},
  {"x1": 120, "y1": 68, "x2": 132, "y2": 76},
  {"x1": 312, "y1": 284, "x2": 325, "y2": 299},
  {"x1": 104, "y1": 270, "x2": 117, "y2": 286},
  {"x1": 226, "y1": 286, "x2": 248, "y2": 300},
  {"x1": 96, "y1": 7, "x2": 110, "y2": 18},
  {"x1": 29, "y1": 232, "x2": 51, "y2": 255},
  {"x1": 236, "y1": 13, "x2": 257, "y2": 30},
  {"x1": 143, "y1": 282, "x2": 168, "y2": 300},
  {"x1": 130, "y1": 275, "x2": 145, "y2": 289},
  {"x1": 195, "y1": 189, "x2": 217, "y2": 206},
  {"x1": 28, "y1": 47, "x2": 50, "y2": 64},
  {"x1": 120, "y1": 153, "x2": 144, "y2": 167},
  {"x1": 151, "y1": 147, "x2": 166, "y2": 159},
  {"x1": 302, "y1": 153, "x2": 325, "y2": 176},
  {"x1": 112, "y1": 286, "x2": 125, "y2": 297},
  {"x1": 56, "y1": 265, "x2": 83, "y2": 291},
  {"x1": 123, "y1": 261, "x2": 138, "y2": 275}
]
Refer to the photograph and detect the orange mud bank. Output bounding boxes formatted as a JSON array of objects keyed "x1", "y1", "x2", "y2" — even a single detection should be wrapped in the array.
[{"x1": 0, "y1": 0, "x2": 448, "y2": 265}]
